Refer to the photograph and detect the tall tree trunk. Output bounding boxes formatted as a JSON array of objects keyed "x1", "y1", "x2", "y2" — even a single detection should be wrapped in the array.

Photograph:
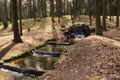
[
  {"x1": 102, "y1": 0, "x2": 107, "y2": 30},
  {"x1": 9, "y1": 0, "x2": 12, "y2": 23},
  {"x1": 37, "y1": 0, "x2": 42, "y2": 19},
  {"x1": 28, "y1": 0, "x2": 32, "y2": 18},
  {"x1": 95, "y1": 0, "x2": 103, "y2": 35},
  {"x1": 43, "y1": 0, "x2": 47, "y2": 17},
  {"x1": 2, "y1": 0, "x2": 8, "y2": 29},
  {"x1": 63, "y1": 0, "x2": 66, "y2": 15},
  {"x1": 18, "y1": 0, "x2": 22, "y2": 36},
  {"x1": 11, "y1": 0, "x2": 22, "y2": 42},
  {"x1": 88, "y1": 0, "x2": 92, "y2": 26},
  {"x1": 71, "y1": 0, "x2": 75, "y2": 24},
  {"x1": 56, "y1": 0, "x2": 62, "y2": 23},
  {"x1": 108, "y1": 0, "x2": 112, "y2": 21},
  {"x1": 33, "y1": 0, "x2": 36, "y2": 19},
  {"x1": 50, "y1": 0, "x2": 55, "y2": 23},
  {"x1": 41, "y1": 0, "x2": 46, "y2": 18},
  {"x1": 116, "y1": 0, "x2": 120, "y2": 28}
]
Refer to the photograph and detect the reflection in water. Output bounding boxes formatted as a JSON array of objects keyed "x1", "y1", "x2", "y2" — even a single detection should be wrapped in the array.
[
  {"x1": 10, "y1": 56, "x2": 58, "y2": 71},
  {"x1": 39, "y1": 45, "x2": 67, "y2": 52},
  {"x1": 9, "y1": 45, "x2": 66, "y2": 71}
]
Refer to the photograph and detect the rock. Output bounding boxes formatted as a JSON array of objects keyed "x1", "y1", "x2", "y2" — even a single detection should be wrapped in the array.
[{"x1": 63, "y1": 24, "x2": 92, "y2": 39}]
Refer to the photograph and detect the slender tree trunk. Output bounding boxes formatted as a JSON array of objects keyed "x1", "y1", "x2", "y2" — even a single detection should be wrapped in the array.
[
  {"x1": 9, "y1": 0, "x2": 12, "y2": 23},
  {"x1": 28, "y1": 0, "x2": 32, "y2": 18},
  {"x1": 102, "y1": 0, "x2": 107, "y2": 30},
  {"x1": 63, "y1": 0, "x2": 66, "y2": 15},
  {"x1": 50, "y1": 0, "x2": 55, "y2": 23},
  {"x1": 88, "y1": 0, "x2": 92, "y2": 26},
  {"x1": 56, "y1": 0, "x2": 62, "y2": 23},
  {"x1": 71, "y1": 0, "x2": 75, "y2": 24},
  {"x1": 116, "y1": 0, "x2": 120, "y2": 28},
  {"x1": 37, "y1": 0, "x2": 42, "y2": 19},
  {"x1": 108, "y1": 1, "x2": 112, "y2": 21},
  {"x1": 95, "y1": 0, "x2": 103, "y2": 35},
  {"x1": 41, "y1": 0, "x2": 46, "y2": 18},
  {"x1": 33, "y1": 0, "x2": 36, "y2": 19},
  {"x1": 18, "y1": 0, "x2": 22, "y2": 36},
  {"x1": 11, "y1": 0, "x2": 22, "y2": 42},
  {"x1": 2, "y1": 0, "x2": 8, "y2": 29},
  {"x1": 43, "y1": 0, "x2": 47, "y2": 17}
]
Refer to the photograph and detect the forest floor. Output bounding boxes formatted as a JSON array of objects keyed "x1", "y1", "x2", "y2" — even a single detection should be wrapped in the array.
[
  {"x1": 38, "y1": 17, "x2": 120, "y2": 80},
  {"x1": 0, "y1": 16, "x2": 120, "y2": 80},
  {"x1": 39, "y1": 35, "x2": 120, "y2": 80}
]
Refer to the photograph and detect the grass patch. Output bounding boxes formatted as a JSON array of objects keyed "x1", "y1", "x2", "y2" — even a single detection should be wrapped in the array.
[{"x1": 20, "y1": 19, "x2": 35, "y2": 29}]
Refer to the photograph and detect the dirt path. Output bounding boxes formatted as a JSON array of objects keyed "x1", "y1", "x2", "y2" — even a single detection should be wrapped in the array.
[{"x1": 38, "y1": 35, "x2": 120, "y2": 80}]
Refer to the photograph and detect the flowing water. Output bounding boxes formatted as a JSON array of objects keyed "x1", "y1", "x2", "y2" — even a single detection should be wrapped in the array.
[{"x1": 1, "y1": 43, "x2": 69, "y2": 80}]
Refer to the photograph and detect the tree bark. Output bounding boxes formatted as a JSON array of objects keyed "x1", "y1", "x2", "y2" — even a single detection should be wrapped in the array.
[
  {"x1": 11, "y1": 0, "x2": 22, "y2": 42},
  {"x1": 18, "y1": 0, "x2": 23, "y2": 36},
  {"x1": 116, "y1": 0, "x2": 120, "y2": 28},
  {"x1": 95, "y1": 0, "x2": 103, "y2": 35},
  {"x1": 2, "y1": 0, "x2": 8, "y2": 29},
  {"x1": 33, "y1": 0, "x2": 36, "y2": 19},
  {"x1": 88, "y1": 0, "x2": 92, "y2": 26},
  {"x1": 56, "y1": 0, "x2": 62, "y2": 23},
  {"x1": 50, "y1": 0, "x2": 55, "y2": 23},
  {"x1": 37, "y1": 0, "x2": 42, "y2": 19},
  {"x1": 102, "y1": 0, "x2": 107, "y2": 30},
  {"x1": 28, "y1": 0, "x2": 32, "y2": 18}
]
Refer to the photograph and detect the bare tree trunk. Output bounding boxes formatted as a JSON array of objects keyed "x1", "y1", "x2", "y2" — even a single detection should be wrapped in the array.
[
  {"x1": 95, "y1": 0, "x2": 103, "y2": 35},
  {"x1": 18, "y1": 0, "x2": 23, "y2": 36},
  {"x1": 71, "y1": 0, "x2": 75, "y2": 24},
  {"x1": 50, "y1": 0, "x2": 55, "y2": 23},
  {"x1": 9, "y1": 0, "x2": 12, "y2": 23},
  {"x1": 11, "y1": 0, "x2": 22, "y2": 42},
  {"x1": 116, "y1": 0, "x2": 120, "y2": 28},
  {"x1": 102, "y1": 0, "x2": 107, "y2": 30},
  {"x1": 63, "y1": 0, "x2": 66, "y2": 15},
  {"x1": 33, "y1": 0, "x2": 36, "y2": 19},
  {"x1": 37, "y1": 0, "x2": 42, "y2": 19},
  {"x1": 28, "y1": 0, "x2": 32, "y2": 18},
  {"x1": 88, "y1": 0, "x2": 92, "y2": 26},
  {"x1": 56, "y1": 0, "x2": 62, "y2": 23},
  {"x1": 2, "y1": 0, "x2": 8, "y2": 29},
  {"x1": 41, "y1": 0, "x2": 47, "y2": 18}
]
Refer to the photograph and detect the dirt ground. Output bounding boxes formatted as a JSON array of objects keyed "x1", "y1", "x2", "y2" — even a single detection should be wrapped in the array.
[
  {"x1": 37, "y1": 18, "x2": 120, "y2": 80},
  {"x1": 38, "y1": 35, "x2": 120, "y2": 80},
  {"x1": 0, "y1": 24, "x2": 64, "y2": 61}
]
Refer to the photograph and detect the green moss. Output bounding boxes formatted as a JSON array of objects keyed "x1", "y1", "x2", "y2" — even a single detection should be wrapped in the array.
[
  {"x1": 35, "y1": 43, "x2": 45, "y2": 49},
  {"x1": 4, "y1": 50, "x2": 31, "y2": 62}
]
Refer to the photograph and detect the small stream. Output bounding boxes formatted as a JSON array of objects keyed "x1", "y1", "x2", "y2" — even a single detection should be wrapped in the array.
[{"x1": 0, "y1": 41, "x2": 70, "y2": 80}]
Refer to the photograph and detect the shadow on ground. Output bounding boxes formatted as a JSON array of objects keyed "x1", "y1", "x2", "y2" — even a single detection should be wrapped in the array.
[{"x1": 0, "y1": 42, "x2": 17, "y2": 59}]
